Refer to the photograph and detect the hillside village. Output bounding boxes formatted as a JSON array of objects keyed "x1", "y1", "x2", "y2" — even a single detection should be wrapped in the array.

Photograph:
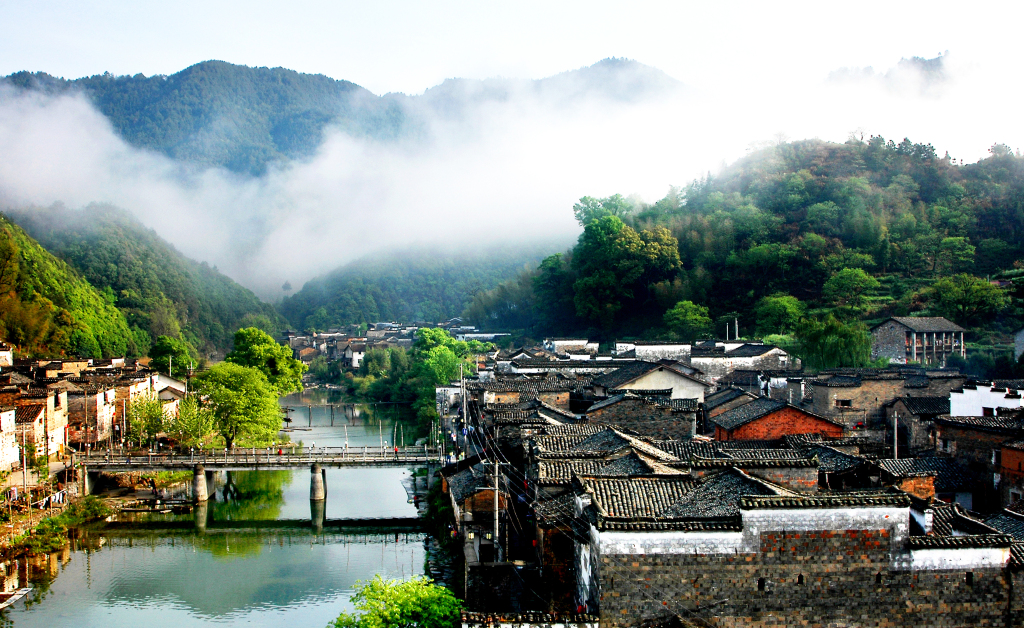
[{"x1": 395, "y1": 318, "x2": 1024, "y2": 626}]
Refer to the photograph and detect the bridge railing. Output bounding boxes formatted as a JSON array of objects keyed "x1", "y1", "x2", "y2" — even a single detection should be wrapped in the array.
[{"x1": 78, "y1": 444, "x2": 443, "y2": 465}]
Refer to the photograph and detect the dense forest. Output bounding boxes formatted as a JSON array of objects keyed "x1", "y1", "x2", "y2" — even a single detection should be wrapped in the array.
[
  {"x1": 466, "y1": 137, "x2": 1024, "y2": 370},
  {"x1": 2, "y1": 58, "x2": 678, "y2": 176},
  {"x1": 279, "y1": 242, "x2": 566, "y2": 331},
  {"x1": 6, "y1": 204, "x2": 285, "y2": 357},
  {"x1": 0, "y1": 215, "x2": 133, "y2": 357}
]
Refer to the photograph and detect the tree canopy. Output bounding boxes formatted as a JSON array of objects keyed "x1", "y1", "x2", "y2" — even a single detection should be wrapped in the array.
[
  {"x1": 226, "y1": 327, "x2": 306, "y2": 395},
  {"x1": 192, "y1": 363, "x2": 282, "y2": 449},
  {"x1": 329, "y1": 576, "x2": 461, "y2": 628}
]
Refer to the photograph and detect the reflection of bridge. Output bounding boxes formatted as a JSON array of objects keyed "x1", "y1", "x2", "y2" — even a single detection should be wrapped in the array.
[
  {"x1": 105, "y1": 516, "x2": 423, "y2": 532},
  {"x1": 77, "y1": 446, "x2": 442, "y2": 504}
]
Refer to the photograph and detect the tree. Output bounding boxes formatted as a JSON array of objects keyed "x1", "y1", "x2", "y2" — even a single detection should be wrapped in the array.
[
  {"x1": 794, "y1": 315, "x2": 872, "y2": 369},
  {"x1": 126, "y1": 393, "x2": 165, "y2": 447},
  {"x1": 754, "y1": 294, "x2": 805, "y2": 335},
  {"x1": 822, "y1": 268, "x2": 880, "y2": 309},
  {"x1": 573, "y1": 194, "x2": 635, "y2": 226},
  {"x1": 936, "y1": 237, "x2": 976, "y2": 275},
  {"x1": 192, "y1": 363, "x2": 282, "y2": 449},
  {"x1": 149, "y1": 335, "x2": 197, "y2": 379},
  {"x1": 664, "y1": 301, "x2": 712, "y2": 340},
  {"x1": 329, "y1": 576, "x2": 461, "y2": 628},
  {"x1": 226, "y1": 327, "x2": 306, "y2": 395},
  {"x1": 167, "y1": 394, "x2": 216, "y2": 448},
  {"x1": 928, "y1": 274, "x2": 1007, "y2": 325}
]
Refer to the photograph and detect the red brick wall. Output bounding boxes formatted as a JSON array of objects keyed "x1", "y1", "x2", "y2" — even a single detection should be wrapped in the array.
[{"x1": 717, "y1": 407, "x2": 843, "y2": 441}]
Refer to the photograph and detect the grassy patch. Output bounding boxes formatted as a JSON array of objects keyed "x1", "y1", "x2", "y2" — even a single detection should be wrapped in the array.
[{"x1": 9, "y1": 497, "x2": 113, "y2": 555}]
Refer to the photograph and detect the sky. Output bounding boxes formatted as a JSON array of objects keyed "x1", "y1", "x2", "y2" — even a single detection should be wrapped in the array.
[{"x1": 0, "y1": 1, "x2": 1021, "y2": 296}]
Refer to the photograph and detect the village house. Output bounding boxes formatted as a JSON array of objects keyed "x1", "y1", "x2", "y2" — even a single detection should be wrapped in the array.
[
  {"x1": 591, "y1": 360, "x2": 711, "y2": 401},
  {"x1": 711, "y1": 397, "x2": 844, "y2": 441},
  {"x1": 870, "y1": 316, "x2": 966, "y2": 365},
  {"x1": 0, "y1": 406, "x2": 18, "y2": 470},
  {"x1": 932, "y1": 412, "x2": 1024, "y2": 511},
  {"x1": 808, "y1": 367, "x2": 965, "y2": 431},
  {"x1": 14, "y1": 389, "x2": 68, "y2": 459},
  {"x1": 688, "y1": 343, "x2": 798, "y2": 382},
  {"x1": 543, "y1": 338, "x2": 598, "y2": 356},
  {"x1": 0, "y1": 343, "x2": 12, "y2": 368},
  {"x1": 999, "y1": 440, "x2": 1024, "y2": 505},
  {"x1": 14, "y1": 404, "x2": 45, "y2": 455},
  {"x1": 67, "y1": 384, "x2": 117, "y2": 447},
  {"x1": 950, "y1": 380, "x2": 1024, "y2": 416},
  {"x1": 1016, "y1": 328, "x2": 1024, "y2": 362},
  {"x1": 569, "y1": 469, "x2": 1014, "y2": 626},
  {"x1": 583, "y1": 393, "x2": 697, "y2": 440},
  {"x1": 884, "y1": 396, "x2": 950, "y2": 454},
  {"x1": 874, "y1": 457, "x2": 977, "y2": 510}
]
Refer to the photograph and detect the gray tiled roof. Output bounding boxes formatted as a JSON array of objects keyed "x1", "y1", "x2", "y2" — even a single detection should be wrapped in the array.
[
  {"x1": 581, "y1": 475, "x2": 697, "y2": 519},
  {"x1": 712, "y1": 397, "x2": 787, "y2": 430},
  {"x1": 651, "y1": 440, "x2": 718, "y2": 458},
  {"x1": 593, "y1": 361, "x2": 706, "y2": 390},
  {"x1": 704, "y1": 387, "x2": 754, "y2": 410},
  {"x1": 875, "y1": 458, "x2": 974, "y2": 493},
  {"x1": 723, "y1": 344, "x2": 779, "y2": 358},
  {"x1": 895, "y1": 396, "x2": 950, "y2": 416},
  {"x1": 881, "y1": 317, "x2": 966, "y2": 333},
  {"x1": 934, "y1": 414, "x2": 1024, "y2": 434},
  {"x1": 984, "y1": 510, "x2": 1024, "y2": 541},
  {"x1": 930, "y1": 503, "x2": 997, "y2": 536},
  {"x1": 804, "y1": 445, "x2": 865, "y2": 473}
]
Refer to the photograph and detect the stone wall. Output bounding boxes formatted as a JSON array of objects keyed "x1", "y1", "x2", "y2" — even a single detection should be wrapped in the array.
[
  {"x1": 872, "y1": 320, "x2": 909, "y2": 363},
  {"x1": 594, "y1": 505, "x2": 1010, "y2": 628},
  {"x1": 934, "y1": 423, "x2": 1002, "y2": 512},
  {"x1": 812, "y1": 376, "x2": 964, "y2": 431}
]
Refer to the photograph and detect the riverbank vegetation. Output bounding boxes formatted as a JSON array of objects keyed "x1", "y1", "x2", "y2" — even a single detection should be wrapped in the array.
[
  {"x1": 341, "y1": 328, "x2": 492, "y2": 425},
  {"x1": 7, "y1": 496, "x2": 113, "y2": 556},
  {"x1": 329, "y1": 575, "x2": 461, "y2": 628}
]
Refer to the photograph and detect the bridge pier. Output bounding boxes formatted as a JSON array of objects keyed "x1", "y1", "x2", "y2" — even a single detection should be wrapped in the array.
[
  {"x1": 310, "y1": 498, "x2": 325, "y2": 534},
  {"x1": 193, "y1": 465, "x2": 209, "y2": 503},
  {"x1": 310, "y1": 463, "x2": 325, "y2": 501},
  {"x1": 194, "y1": 500, "x2": 208, "y2": 534},
  {"x1": 84, "y1": 470, "x2": 100, "y2": 496}
]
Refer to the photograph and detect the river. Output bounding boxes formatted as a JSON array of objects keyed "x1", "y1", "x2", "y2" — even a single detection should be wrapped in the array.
[{"x1": 3, "y1": 392, "x2": 434, "y2": 628}]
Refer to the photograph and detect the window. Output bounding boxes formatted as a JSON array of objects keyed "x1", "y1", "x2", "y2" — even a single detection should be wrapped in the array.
[
  {"x1": 835, "y1": 399, "x2": 852, "y2": 408},
  {"x1": 983, "y1": 407, "x2": 995, "y2": 417},
  {"x1": 965, "y1": 572, "x2": 974, "y2": 587},
  {"x1": 757, "y1": 578, "x2": 765, "y2": 591},
  {"x1": 797, "y1": 574, "x2": 804, "y2": 585}
]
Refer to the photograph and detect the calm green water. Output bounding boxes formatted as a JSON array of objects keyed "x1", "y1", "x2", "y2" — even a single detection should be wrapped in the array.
[{"x1": 4, "y1": 394, "x2": 433, "y2": 628}]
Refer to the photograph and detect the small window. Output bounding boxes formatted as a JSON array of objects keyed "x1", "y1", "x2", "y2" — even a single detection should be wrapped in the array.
[
  {"x1": 875, "y1": 573, "x2": 882, "y2": 585},
  {"x1": 757, "y1": 577, "x2": 765, "y2": 591},
  {"x1": 835, "y1": 399, "x2": 852, "y2": 408},
  {"x1": 966, "y1": 572, "x2": 974, "y2": 587},
  {"x1": 797, "y1": 574, "x2": 804, "y2": 585},
  {"x1": 983, "y1": 407, "x2": 995, "y2": 417}
]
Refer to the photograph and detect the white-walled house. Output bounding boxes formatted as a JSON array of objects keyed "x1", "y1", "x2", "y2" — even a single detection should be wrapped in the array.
[
  {"x1": 0, "y1": 406, "x2": 18, "y2": 470},
  {"x1": 950, "y1": 381, "x2": 1023, "y2": 417}
]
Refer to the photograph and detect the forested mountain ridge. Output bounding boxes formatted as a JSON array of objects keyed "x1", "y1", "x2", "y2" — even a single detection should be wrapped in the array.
[
  {"x1": 0, "y1": 215, "x2": 133, "y2": 357},
  {"x1": 2, "y1": 58, "x2": 680, "y2": 175},
  {"x1": 5, "y1": 204, "x2": 284, "y2": 357},
  {"x1": 279, "y1": 242, "x2": 568, "y2": 330},
  {"x1": 467, "y1": 137, "x2": 1024, "y2": 359}
]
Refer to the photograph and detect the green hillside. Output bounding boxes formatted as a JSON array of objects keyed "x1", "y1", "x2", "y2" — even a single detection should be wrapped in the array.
[
  {"x1": 279, "y1": 242, "x2": 567, "y2": 330},
  {"x1": 6, "y1": 204, "x2": 284, "y2": 356},
  {"x1": 0, "y1": 215, "x2": 133, "y2": 357},
  {"x1": 468, "y1": 137, "x2": 1024, "y2": 349}
]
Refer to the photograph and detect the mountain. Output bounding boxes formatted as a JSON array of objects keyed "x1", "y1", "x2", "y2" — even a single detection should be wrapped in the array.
[
  {"x1": 5, "y1": 204, "x2": 284, "y2": 357},
  {"x1": 2, "y1": 58, "x2": 682, "y2": 176},
  {"x1": 0, "y1": 214, "x2": 133, "y2": 357},
  {"x1": 279, "y1": 241, "x2": 568, "y2": 330}
]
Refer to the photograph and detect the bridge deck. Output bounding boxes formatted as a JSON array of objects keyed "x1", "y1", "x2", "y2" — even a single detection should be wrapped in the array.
[{"x1": 77, "y1": 446, "x2": 444, "y2": 471}]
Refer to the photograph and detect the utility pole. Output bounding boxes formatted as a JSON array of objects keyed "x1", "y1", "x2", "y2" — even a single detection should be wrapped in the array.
[
  {"x1": 893, "y1": 413, "x2": 898, "y2": 460},
  {"x1": 493, "y1": 458, "x2": 500, "y2": 563}
]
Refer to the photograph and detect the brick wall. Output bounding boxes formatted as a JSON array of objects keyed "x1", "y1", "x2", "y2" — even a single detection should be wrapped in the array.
[
  {"x1": 587, "y1": 397, "x2": 694, "y2": 440},
  {"x1": 538, "y1": 391, "x2": 571, "y2": 410},
  {"x1": 935, "y1": 423, "x2": 1003, "y2": 512},
  {"x1": 688, "y1": 464, "x2": 818, "y2": 492},
  {"x1": 597, "y1": 529, "x2": 1008, "y2": 627},
  {"x1": 717, "y1": 407, "x2": 843, "y2": 441},
  {"x1": 813, "y1": 377, "x2": 964, "y2": 431},
  {"x1": 897, "y1": 475, "x2": 936, "y2": 501}
]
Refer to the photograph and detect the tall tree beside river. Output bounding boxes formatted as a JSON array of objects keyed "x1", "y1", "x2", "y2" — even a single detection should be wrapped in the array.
[{"x1": 192, "y1": 363, "x2": 282, "y2": 449}]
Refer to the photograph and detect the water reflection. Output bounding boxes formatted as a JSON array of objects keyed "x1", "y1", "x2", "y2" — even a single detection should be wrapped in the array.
[{"x1": 3, "y1": 397, "x2": 433, "y2": 627}]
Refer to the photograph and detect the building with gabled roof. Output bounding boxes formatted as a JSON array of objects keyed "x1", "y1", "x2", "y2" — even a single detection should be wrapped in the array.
[
  {"x1": 871, "y1": 316, "x2": 966, "y2": 365},
  {"x1": 592, "y1": 360, "x2": 711, "y2": 401},
  {"x1": 712, "y1": 397, "x2": 844, "y2": 441}
]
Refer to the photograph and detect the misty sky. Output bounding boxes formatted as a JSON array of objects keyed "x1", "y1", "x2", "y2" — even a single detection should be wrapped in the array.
[{"x1": 0, "y1": 1, "x2": 1021, "y2": 297}]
